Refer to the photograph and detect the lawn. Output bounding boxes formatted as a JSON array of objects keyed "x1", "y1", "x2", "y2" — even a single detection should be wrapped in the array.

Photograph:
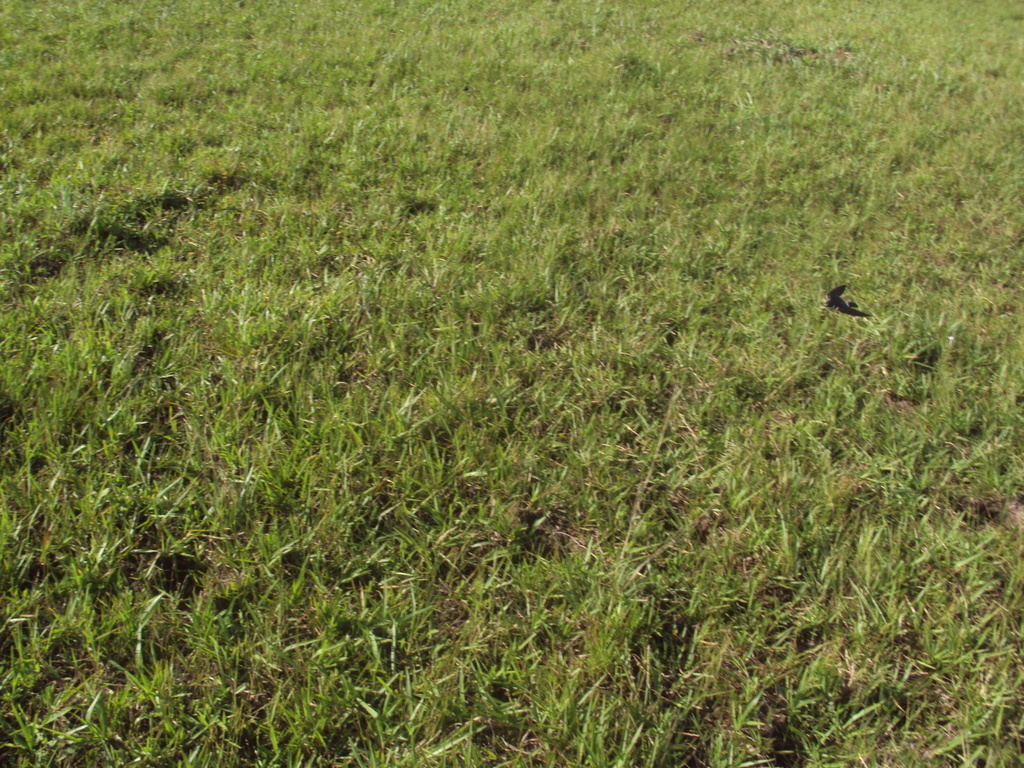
[{"x1": 2, "y1": 0, "x2": 1024, "y2": 765}]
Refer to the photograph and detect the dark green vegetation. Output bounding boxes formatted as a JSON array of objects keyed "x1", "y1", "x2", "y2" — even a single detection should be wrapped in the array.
[{"x1": 3, "y1": 0, "x2": 1024, "y2": 764}]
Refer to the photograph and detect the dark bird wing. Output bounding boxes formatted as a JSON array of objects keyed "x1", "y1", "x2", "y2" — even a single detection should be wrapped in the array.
[
  {"x1": 826, "y1": 285, "x2": 846, "y2": 300},
  {"x1": 837, "y1": 305, "x2": 870, "y2": 317}
]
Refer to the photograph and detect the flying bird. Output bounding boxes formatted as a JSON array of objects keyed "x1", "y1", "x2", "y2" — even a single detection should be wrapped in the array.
[{"x1": 824, "y1": 285, "x2": 870, "y2": 317}]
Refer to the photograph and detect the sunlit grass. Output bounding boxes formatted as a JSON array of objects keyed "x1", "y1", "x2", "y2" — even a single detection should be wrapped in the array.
[{"x1": 2, "y1": 0, "x2": 1024, "y2": 765}]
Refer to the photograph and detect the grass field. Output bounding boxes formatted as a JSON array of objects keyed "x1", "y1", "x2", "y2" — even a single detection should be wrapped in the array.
[{"x1": 3, "y1": 0, "x2": 1024, "y2": 765}]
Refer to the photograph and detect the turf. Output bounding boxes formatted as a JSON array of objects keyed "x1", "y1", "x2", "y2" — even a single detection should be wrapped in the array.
[{"x1": 2, "y1": 0, "x2": 1024, "y2": 765}]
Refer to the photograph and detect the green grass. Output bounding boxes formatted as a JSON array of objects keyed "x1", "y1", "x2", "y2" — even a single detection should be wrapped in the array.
[{"x1": 2, "y1": 0, "x2": 1024, "y2": 764}]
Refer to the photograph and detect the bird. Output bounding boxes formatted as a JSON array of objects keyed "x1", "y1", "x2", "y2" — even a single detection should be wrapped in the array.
[{"x1": 824, "y1": 285, "x2": 870, "y2": 317}]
